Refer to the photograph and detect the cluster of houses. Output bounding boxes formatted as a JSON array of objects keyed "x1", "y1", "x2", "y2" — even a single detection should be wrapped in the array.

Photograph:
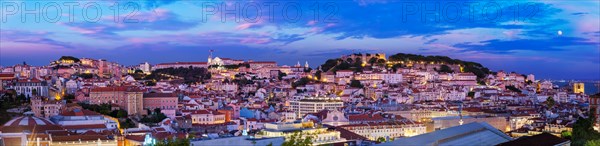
[{"x1": 0, "y1": 53, "x2": 593, "y2": 146}]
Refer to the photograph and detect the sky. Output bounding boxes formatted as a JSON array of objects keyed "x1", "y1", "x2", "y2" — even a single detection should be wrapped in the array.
[{"x1": 0, "y1": 0, "x2": 599, "y2": 80}]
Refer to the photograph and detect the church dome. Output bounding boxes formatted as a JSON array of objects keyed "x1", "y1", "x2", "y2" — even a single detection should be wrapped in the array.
[{"x1": 0, "y1": 116, "x2": 64, "y2": 133}]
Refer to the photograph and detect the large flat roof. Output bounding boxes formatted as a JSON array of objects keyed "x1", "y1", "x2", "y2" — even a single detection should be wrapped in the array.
[{"x1": 378, "y1": 122, "x2": 512, "y2": 146}]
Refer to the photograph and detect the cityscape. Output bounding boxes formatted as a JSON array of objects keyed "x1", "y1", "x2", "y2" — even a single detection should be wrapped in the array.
[{"x1": 1, "y1": 0, "x2": 600, "y2": 146}]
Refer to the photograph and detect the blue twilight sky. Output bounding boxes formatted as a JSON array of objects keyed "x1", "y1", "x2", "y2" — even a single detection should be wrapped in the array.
[{"x1": 0, "y1": 0, "x2": 598, "y2": 80}]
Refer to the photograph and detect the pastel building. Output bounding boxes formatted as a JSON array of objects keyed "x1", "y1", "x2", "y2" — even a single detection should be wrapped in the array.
[
  {"x1": 339, "y1": 121, "x2": 426, "y2": 140},
  {"x1": 88, "y1": 86, "x2": 144, "y2": 116},
  {"x1": 143, "y1": 93, "x2": 178, "y2": 118},
  {"x1": 190, "y1": 109, "x2": 226, "y2": 125},
  {"x1": 30, "y1": 96, "x2": 65, "y2": 119}
]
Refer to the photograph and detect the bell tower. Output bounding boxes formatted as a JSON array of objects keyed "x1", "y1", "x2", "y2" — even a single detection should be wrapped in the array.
[{"x1": 208, "y1": 49, "x2": 214, "y2": 64}]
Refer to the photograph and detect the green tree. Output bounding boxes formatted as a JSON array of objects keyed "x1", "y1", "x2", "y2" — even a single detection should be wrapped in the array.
[
  {"x1": 345, "y1": 58, "x2": 353, "y2": 63},
  {"x1": 350, "y1": 80, "x2": 364, "y2": 88},
  {"x1": 117, "y1": 110, "x2": 128, "y2": 118},
  {"x1": 59, "y1": 56, "x2": 80, "y2": 63},
  {"x1": 314, "y1": 70, "x2": 322, "y2": 79},
  {"x1": 278, "y1": 72, "x2": 287, "y2": 80},
  {"x1": 505, "y1": 85, "x2": 522, "y2": 93},
  {"x1": 154, "y1": 108, "x2": 162, "y2": 115},
  {"x1": 585, "y1": 139, "x2": 600, "y2": 146},
  {"x1": 31, "y1": 88, "x2": 38, "y2": 96},
  {"x1": 369, "y1": 57, "x2": 378, "y2": 65},
  {"x1": 292, "y1": 77, "x2": 311, "y2": 88},
  {"x1": 120, "y1": 118, "x2": 136, "y2": 129},
  {"x1": 282, "y1": 132, "x2": 313, "y2": 146},
  {"x1": 561, "y1": 130, "x2": 572, "y2": 140},
  {"x1": 572, "y1": 108, "x2": 600, "y2": 146},
  {"x1": 64, "y1": 94, "x2": 75, "y2": 103},
  {"x1": 377, "y1": 137, "x2": 386, "y2": 143},
  {"x1": 438, "y1": 65, "x2": 453, "y2": 73},
  {"x1": 546, "y1": 96, "x2": 555, "y2": 108},
  {"x1": 320, "y1": 59, "x2": 339, "y2": 72},
  {"x1": 376, "y1": 59, "x2": 386, "y2": 66}
]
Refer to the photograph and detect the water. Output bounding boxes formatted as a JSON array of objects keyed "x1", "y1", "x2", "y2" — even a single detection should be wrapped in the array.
[{"x1": 552, "y1": 81, "x2": 600, "y2": 95}]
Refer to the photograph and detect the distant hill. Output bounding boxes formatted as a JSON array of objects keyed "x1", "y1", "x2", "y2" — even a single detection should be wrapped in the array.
[
  {"x1": 318, "y1": 53, "x2": 492, "y2": 80},
  {"x1": 387, "y1": 53, "x2": 492, "y2": 79}
]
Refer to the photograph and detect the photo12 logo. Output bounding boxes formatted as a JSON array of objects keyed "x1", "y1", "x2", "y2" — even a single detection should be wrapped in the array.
[
  {"x1": 1, "y1": 1, "x2": 147, "y2": 23},
  {"x1": 199, "y1": 2, "x2": 339, "y2": 23},
  {"x1": 0, "y1": 1, "x2": 340, "y2": 24},
  {"x1": 400, "y1": 1, "x2": 540, "y2": 23}
]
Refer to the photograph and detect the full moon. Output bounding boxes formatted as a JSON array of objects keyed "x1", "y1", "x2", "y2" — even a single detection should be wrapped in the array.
[{"x1": 558, "y1": 30, "x2": 563, "y2": 36}]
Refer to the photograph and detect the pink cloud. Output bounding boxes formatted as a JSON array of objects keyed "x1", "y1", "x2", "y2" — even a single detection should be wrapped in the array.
[
  {"x1": 101, "y1": 8, "x2": 171, "y2": 23},
  {"x1": 240, "y1": 37, "x2": 271, "y2": 44},
  {"x1": 236, "y1": 23, "x2": 258, "y2": 30},
  {"x1": 0, "y1": 42, "x2": 73, "y2": 55},
  {"x1": 502, "y1": 30, "x2": 522, "y2": 39},
  {"x1": 235, "y1": 18, "x2": 265, "y2": 30}
]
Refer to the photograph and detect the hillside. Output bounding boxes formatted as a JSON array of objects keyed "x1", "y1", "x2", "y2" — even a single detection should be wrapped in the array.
[
  {"x1": 387, "y1": 53, "x2": 491, "y2": 79},
  {"x1": 318, "y1": 53, "x2": 492, "y2": 80}
]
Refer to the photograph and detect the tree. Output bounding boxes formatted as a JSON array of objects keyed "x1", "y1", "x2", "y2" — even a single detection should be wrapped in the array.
[
  {"x1": 31, "y1": 88, "x2": 38, "y2": 96},
  {"x1": 154, "y1": 108, "x2": 162, "y2": 115},
  {"x1": 546, "y1": 96, "x2": 555, "y2": 108},
  {"x1": 320, "y1": 59, "x2": 339, "y2": 72},
  {"x1": 376, "y1": 59, "x2": 386, "y2": 66},
  {"x1": 117, "y1": 110, "x2": 128, "y2": 118},
  {"x1": 59, "y1": 56, "x2": 81, "y2": 63},
  {"x1": 80, "y1": 73, "x2": 95, "y2": 79},
  {"x1": 314, "y1": 70, "x2": 322, "y2": 79},
  {"x1": 438, "y1": 65, "x2": 453, "y2": 73},
  {"x1": 64, "y1": 94, "x2": 75, "y2": 102},
  {"x1": 155, "y1": 138, "x2": 190, "y2": 146},
  {"x1": 278, "y1": 72, "x2": 287, "y2": 80},
  {"x1": 282, "y1": 132, "x2": 313, "y2": 146},
  {"x1": 585, "y1": 139, "x2": 600, "y2": 146},
  {"x1": 120, "y1": 118, "x2": 136, "y2": 129},
  {"x1": 505, "y1": 85, "x2": 521, "y2": 93},
  {"x1": 561, "y1": 130, "x2": 572, "y2": 140},
  {"x1": 467, "y1": 92, "x2": 475, "y2": 98},
  {"x1": 18, "y1": 94, "x2": 26, "y2": 102},
  {"x1": 377, "y1": 137, "x2": 387, "y2": 143},
  {"x1": 350, "y1": 80, "x2": 364, "y2": 88},
  {"x1": 369, "y1": 57, "x2": 378, "y2": 65},
  {"x1": 572, "y1": 109, "x2": 600, "y2": 146},
  {"x1": 292, "y1": 77, "x2": 310, "y2": 88}
]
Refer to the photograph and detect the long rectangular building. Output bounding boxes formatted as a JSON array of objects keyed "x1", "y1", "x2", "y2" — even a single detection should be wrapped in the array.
[{"x1": 87, "y1": 86, "x2": 144, "y2": 116}]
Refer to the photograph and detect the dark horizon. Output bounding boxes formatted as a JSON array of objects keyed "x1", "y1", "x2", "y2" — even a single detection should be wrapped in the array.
[{"x1": 2, "y1": 51, "x2": 599, "y2": 81}]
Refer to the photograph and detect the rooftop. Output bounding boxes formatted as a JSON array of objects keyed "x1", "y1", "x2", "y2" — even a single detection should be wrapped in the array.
[{"x1": 378, "y1": 122, "x2": 512, "y2": 146}]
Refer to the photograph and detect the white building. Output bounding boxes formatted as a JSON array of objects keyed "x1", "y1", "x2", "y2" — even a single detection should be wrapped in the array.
[
  {"x1": 258, "y1": 122, "x2": 347, "y2": 145},
  {"x1": 289, "y1": 96, "x2": 344, "y2": 118},
  {"x1": 51, "y1": 108, "x2": 119, "y2": 133},
  {"x1": 379, "y1": 122, "x2": 512, "y2": 146},
  {"x1": 65, "y1": 79, "x2": 78, "y2": 94},
  {"x1": 14, "y1": 78, "x2": 49, "y2": 98},
  {"x1": 339, "y1": 121, "x2": 426, "y2": 141}
]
